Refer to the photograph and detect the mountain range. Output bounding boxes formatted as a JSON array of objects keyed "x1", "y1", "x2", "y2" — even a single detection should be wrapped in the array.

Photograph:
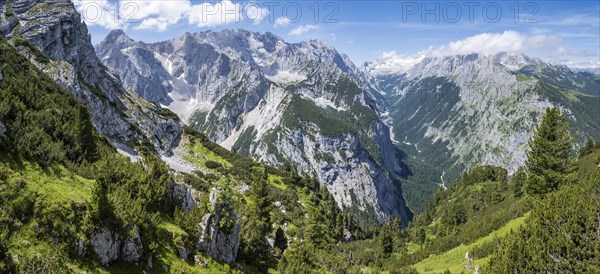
[
  {"x1": 96, "y1": 28, "x2": 412, "y2": 222},
  {"x1": 1, "y1": 0, "x2": 599, "y2": 272},
  {"x1": 96, "y1": 28, "x2": 600, "y2": 213}
]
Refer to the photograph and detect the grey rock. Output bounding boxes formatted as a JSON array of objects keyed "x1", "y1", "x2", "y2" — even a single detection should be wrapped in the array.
[
  {"x1": 0, "y1": 121, "x2": 5, "y2": 140},
  {"x1": 177, "y1": 247, "x2": 189, "y2": 260},
  {"x1": 168, "y1": 182, "x2": 197, "y2": 212},
  {"x1": 120, "y1": 227, "x2": 143, "y2": 262},
  {"x1": 0, "y1": 67, "x2": 3, "y2": 81},
  {"x1": 343, "y1": 228, "x2": 353, "y2": 243},
  {"x1": 195, "y1": 193, "x2": 241, "y2": 263},
  {"x1": 90, "y1": 228, "x2": 120, "y2": 266},
  {"x1": 75, "y1": 239, "x2": 85, "y2": 257},
  {"x1": 196, "y1": 213, "x2": 240, "y2": 264}
]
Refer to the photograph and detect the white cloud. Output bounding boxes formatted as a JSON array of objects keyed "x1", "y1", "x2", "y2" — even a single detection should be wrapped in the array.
[
  {"x1": 428, "y1": 31, "x2": 565, "y2": 57},
  {"x1": 274, "y1": 16, "x2": 291, "y2": 27},
  {"x1": 244, "y1": 3, "x2": 269, "y2": 24},
  {"x1": 76, "y1": 0, "x2": 270, "y2": 31},
  {"x1": 367, "y1": 51, "x2": 426, "y2": 76},
  {"x1": 288, "y1": 25, "x2": 318, "y2": 36},
  {"x1": 187, "y1": 0, "x2": 241, "y2": 28},
  {"x1": 74, "y1": 0, "x2": 125, "y2": 29},
  {"x1": 129, "y1": 1, "x2": 191, "y2": 31},
  {"x1": 330, "y1": 33, "x2": 337, "y2": 41},
  {"x1": 556, "y1": 60, "x2": 600, "y2": 69}
]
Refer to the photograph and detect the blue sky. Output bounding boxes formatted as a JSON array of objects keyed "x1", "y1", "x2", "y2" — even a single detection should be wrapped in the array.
[{"x1": 77, "y1": 1, "x2": 600, "y2": 68}]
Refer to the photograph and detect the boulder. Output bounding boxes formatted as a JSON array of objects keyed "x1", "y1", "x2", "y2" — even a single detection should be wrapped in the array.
[
  {"x1": 168, "y1": 182, "x2": 197, "y2": 212},
  {"x1": 343, "y1": 228, "x2": 354, "y2": 243},
  {"x1": 195, "y1": 191, "x2": 241, "y2": 264},
  {"x1": 0, "y1": 121, "x2": 5, "y2": 142},
  {"x1": 90, "y1": 228, "x2": 121, "y2": 266},
  {"x1": 120, "y1": 227, "x2": 143, "y2": 262},
  {"x1": 177, "y1": 247, "x2": 189, "y2": 260}
]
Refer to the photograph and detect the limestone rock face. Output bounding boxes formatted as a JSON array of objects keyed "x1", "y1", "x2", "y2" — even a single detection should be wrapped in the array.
[
  {"x1": 89, "y1": 228, "x2": 121, "y2": 266},
  {"x1": 369, "y1": 52, "x2": 600, "y2": 176},
  {"x1": 168, "y1": 182, "x2": 198, "y2": 212},
  {"x1": 0, "y1": 0, "x2": 183, "y2": 155},
  {"x1": 89, "y1": 227, "x2": 144, "y2": 266},
  {"x1": 196, "y1": 213, "x2": 241, "y2": 264},
  {"x1": 195, "y1": 189, "x2": 240, "y2": 264},
  {"x1": 120, "y1": 228, "x2": 143, "y2": 262}
]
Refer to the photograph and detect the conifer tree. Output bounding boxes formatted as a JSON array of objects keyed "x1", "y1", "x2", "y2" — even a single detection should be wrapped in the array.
[
  {"x1": 511, "y1": 166, "x2": 526, "y2": 197},
  {"x1": 240, "y1": 174, "x2": 272, "y2": 270},
  {"x1": 378, "y1": 219, "x2": 393, "y2": 258},
  {"x1": 274, "y1": 226, "x2": 288, "y2": 252},
  {"x1": 525, "y1": 107, "x2": 573, "y2": 196},
  {"x1": 578, "y1": 138, "x2": 597, "y2": 158}
]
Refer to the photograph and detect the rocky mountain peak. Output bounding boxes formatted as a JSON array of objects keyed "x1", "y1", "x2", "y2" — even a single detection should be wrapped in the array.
[{"x1": 100, "y1": 29, "x2": 136, "y2": 48}]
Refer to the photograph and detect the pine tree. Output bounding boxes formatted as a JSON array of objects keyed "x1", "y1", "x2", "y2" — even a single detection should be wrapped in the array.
[
  {"x1": 578, "y1": 138, "x2": 596, "y2": 158},
  {"x1": 240, "y1": 174, "x2": 272, "y2": 270},
  {"x1": 416, "y1": 227, "x2": 427, "y2": 246},
  {"x1": 76, "y1": 105, "x2": 98, "y2": 162},
  {"x1": 378, "y1": 219, "x2": 393, "y2": 258},
  {"x1": 511, "y1": 166, "x2": 526, "y2": 197},
  {"x1": 274, "y1": 226, "x2": 288, "y2": 252},
  {"x1": 525, "y1": 107, "x2": 573, "y2": 196}
]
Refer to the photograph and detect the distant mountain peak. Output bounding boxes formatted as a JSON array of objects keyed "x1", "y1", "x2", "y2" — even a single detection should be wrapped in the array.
[{"x1": 99, "y1": 29, "x2": 136, "y2": 48}]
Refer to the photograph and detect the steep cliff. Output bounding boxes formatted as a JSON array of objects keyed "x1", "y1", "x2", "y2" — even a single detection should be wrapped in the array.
[{"x1": 0, "y1": 0, "x2": 182, "y2": 154}]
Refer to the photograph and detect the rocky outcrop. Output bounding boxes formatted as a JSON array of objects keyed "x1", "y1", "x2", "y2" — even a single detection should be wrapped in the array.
[
  {"x1": 120, "y1": 228, "x2": 143, "y2": 262},
  {"x1": 168, "y1": 182, "x2": 198, "y2": 212},
  {"x1": 196, "y1": 213, "x2": 240, "y2": 264},
  {"x1": 90, "y1": 228, "x2": 121, "y2": 266},
  {"x1": 195, "y1": 189, "x2": 241, "y2": 263},
  {"x1": 89, "y1": 227, "x2": 143, "y2": 266},
  {"x1": 0, "y1": 0, "x2": 183, "y2": 154}
]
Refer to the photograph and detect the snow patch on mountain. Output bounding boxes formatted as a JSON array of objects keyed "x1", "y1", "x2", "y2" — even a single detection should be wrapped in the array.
[
  {"x1": 266, "y1": 71, "x2": 306, "y2": 84},
  {"x1": 366, "y1": 52, "x2": 425, "y2": 76}
]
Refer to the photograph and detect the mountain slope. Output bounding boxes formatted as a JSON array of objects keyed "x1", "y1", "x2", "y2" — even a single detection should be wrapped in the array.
[
  {"x1": 0, "y1": 0, "x2": 182, "y2": 154},
  {"x1": 96, "y1": 29, "x2": 412, "y2": 223},
  {"x1": 369, "y1": 53, "x2": 600, "y2": 211},
  {"x1": 0, "y1": 34, "x2": 363, "y2": 272}
]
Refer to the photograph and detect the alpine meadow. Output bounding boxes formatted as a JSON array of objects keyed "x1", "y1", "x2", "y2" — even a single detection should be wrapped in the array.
[{"x1": 0, "y1": 0, "x2": 599, "y2": 273}]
